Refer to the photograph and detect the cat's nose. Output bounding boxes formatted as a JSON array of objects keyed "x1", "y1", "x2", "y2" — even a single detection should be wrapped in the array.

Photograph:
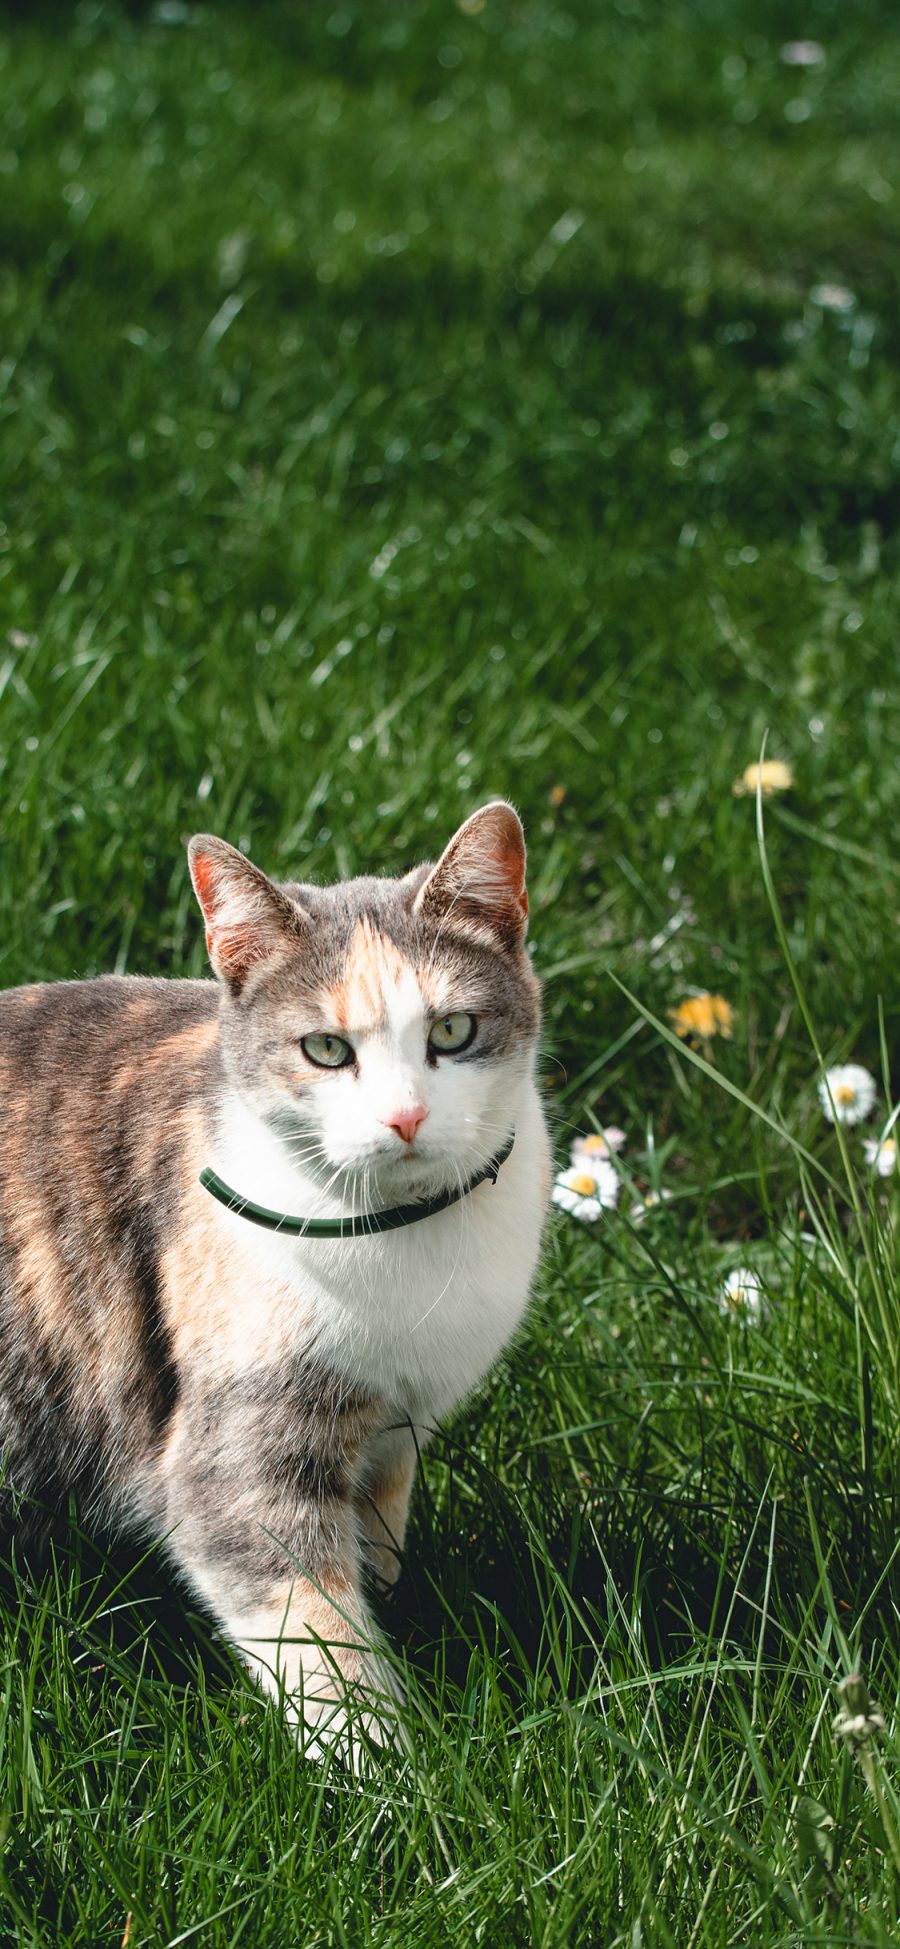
[{"x1": 380, "y1": 1105, "x2": 429, "y2": 1145}]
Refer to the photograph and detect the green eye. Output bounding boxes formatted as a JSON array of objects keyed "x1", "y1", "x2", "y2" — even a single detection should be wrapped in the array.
[
  {"x1": 428, "y1": 1012, "x2": 477, "y2": 1055},
  {"x1": 301, "y1": 1033, "x2": 355, "y2": 1070}
]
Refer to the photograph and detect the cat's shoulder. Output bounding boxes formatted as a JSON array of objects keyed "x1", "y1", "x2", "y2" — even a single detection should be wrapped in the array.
[{"x1": 0, "y1": 973, "x2": 219, "y2": 1067}]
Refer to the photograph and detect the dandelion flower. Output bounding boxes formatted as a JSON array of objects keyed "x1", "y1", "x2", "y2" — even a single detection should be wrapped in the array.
[
  {"x1": 818, "y1": 1064, "x2": 877, "y2": 1126},
  {"x1": 552, "y1": 1162, "x2": 620, "y2": 1222},
  {"x1": 571, "y1": 1128, "x2": 626, "y2": 1166},
  {"x1": 719, "y1": 1267, "x2": 767, "y2": 1325},
  {"x1": 733, "y1": 759, "x2": 794, "y2": 798},
  {"x1": 670, "y1": 993, "x2": 734, "y2": 1048},
  {"x1": 863, "y1": 1135, "x2": 896, "y2": 1177}
]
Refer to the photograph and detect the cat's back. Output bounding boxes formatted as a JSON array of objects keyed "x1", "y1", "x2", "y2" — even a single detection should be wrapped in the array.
[
  {"x1": 0, "y1": 976, "x2": 221, "y2": 1525},
  {"x1": 0, "y1": 971, "x2": 217, "y2": 1081},
  {"x1": 0, "y1": 972, "x2": 221, "y2": 1149}
]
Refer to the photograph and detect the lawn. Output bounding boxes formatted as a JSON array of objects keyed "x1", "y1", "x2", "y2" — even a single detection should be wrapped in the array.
[{"x1": 2, "y1": 0, "x2": 900, "y2": 1940}]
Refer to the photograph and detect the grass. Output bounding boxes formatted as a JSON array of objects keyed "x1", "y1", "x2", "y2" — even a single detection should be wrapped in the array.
[{"x1": 1, "y1": 0, "x2": 900, "y2": 1939}]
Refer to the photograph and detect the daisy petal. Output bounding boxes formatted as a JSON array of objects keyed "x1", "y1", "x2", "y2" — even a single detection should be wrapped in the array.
[
  {"x1": 631, "y1": 1189, "x2": 673, "y2": 1224},
  {"x1": 819, "y1": 1064, "x2": 877, "y2": 1126},
  {"x1": 553, "y1": 1162, "x2": 620, "y2": 1222},
  {"x1": 571, "y1": 1127, "x2": 626, "y2": 1165},
  {"x1": 863, "y1": 1136, "x2": 896, "y2": 1177},
  {"x1": 719, "y1": 1267, "x2": 768, "y2": 1325}
]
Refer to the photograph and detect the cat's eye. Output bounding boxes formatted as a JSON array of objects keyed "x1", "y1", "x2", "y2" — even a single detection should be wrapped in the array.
[
  {"x1": 428, "y1": 1012, "x2": 477, "y2": 1055},
  {"x1": 300, "y1": 1033, "x2": 355, "y2": 1070}
]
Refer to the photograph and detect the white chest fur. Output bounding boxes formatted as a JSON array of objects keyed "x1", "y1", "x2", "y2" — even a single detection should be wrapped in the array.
[{"x1": 206, "y1": 1081, "x2": 549, "y2": 1426}]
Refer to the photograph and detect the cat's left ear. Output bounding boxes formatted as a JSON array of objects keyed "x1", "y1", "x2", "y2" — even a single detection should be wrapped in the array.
[
  {"x1": 188, "y1": 834, "x2": 306, "y2": 993},
  {"x1": 412, "y1": 801, "x2": 529, "y2": 950}
]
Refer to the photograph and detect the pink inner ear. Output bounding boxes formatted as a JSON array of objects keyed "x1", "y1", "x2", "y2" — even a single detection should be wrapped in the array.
[
  {"x1": 466, "y1": 840, "x2": 525, "y2": 908},
  {"x1": 417, "y1": 804, "x2": 528, "y2": 938},
  {"x1": 191, "y1": 843, "x2": 291, "y2": 983},
  {"x1": 461, "y1": 811, "x2": 527, "y2": 911},
  {"x1": 193, "y1": 859, "x2": 245, "y2": 964},
  {"x1": 211, "y1": 921, "x2": 263, "y2": 976},
  {"x1": 191, "y1": 853, "x2": 220, "y2": 919}
]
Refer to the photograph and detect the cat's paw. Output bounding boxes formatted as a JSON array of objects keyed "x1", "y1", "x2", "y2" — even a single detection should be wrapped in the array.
[
  {"x1": 290, "y1": 1653, "x2": 405, "y2": 1772},
  {"x1": 298, "y1": 1705, "x2": 394, "y2": 1775}
]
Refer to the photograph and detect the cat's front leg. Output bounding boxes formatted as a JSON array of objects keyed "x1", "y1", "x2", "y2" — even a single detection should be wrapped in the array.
[
  {"x1": 174, "y1": 1498, "x2": 396, "y2": 1760},
  {"x1": 356, "y1": 1423, "x2": 419, "y2": 1591},
  {"x1": 156, "y1": 1375, "x2": 399, "y2": 1759}
]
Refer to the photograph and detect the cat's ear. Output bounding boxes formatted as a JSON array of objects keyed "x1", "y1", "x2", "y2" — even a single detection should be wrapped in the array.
[
  {"x1": 188, "y1": 834, "x2": 306, "y2": 992},
  {"x1": 413, "y1": 801, "x2": 529, "y2": 949}
]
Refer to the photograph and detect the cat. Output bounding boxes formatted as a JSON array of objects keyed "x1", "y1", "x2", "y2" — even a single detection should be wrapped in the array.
[{"x1": 0, "y1": 799, "x2": 549, "y2": 1755}]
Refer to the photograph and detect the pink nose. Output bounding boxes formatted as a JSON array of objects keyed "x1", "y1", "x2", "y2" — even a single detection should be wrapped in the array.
[{"x1": 381, "y1": 1105, "x2": 428, "y2": 1145}]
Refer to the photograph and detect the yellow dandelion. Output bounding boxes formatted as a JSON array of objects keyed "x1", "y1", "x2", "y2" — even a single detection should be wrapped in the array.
[
  {"x1": 669, "y1": 993, "x2": 735, "y2": 1046},
  {"x1": 549, "y1": 783, "x2": 567, "y2": 807},
  {"x1": 733, "y1": 759, "x2": 794, "y2": 798}
]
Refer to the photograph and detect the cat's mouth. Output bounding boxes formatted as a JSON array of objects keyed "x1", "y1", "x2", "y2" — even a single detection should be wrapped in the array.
[
  {"x1": 271, "y1": 1109, "x2": 501, "y2": 1207},
  {"x1": 334, "y1": 1143, "x2": 473, "y2": 1205},
  {"x1": 363, "y1": 1151, "x2": 452, "y2": 1196},
  {"x1": 362, "y1": 1131, "x2": 515, "y2": 1208}
]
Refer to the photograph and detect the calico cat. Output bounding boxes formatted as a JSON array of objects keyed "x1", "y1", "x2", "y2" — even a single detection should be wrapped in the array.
[{"x1": 0, "y1": 800, "x2": 548, "y2": 1752}]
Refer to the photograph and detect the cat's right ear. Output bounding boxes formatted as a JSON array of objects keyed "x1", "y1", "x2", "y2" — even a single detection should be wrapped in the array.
[
  {"x1": 412, "y1": 801, "x2": 529, "y2": 950},
  {"x1": 188, "y1": 835, "x2": 305, "y2": 993}
]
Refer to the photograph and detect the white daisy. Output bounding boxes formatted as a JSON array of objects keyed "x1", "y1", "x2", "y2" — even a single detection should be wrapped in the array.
[
  {"x1": 552, "y1": 1162, "x2": 620, "y2": 1222},
  {"x1": 863, "y1": 1136, "x2": 897, "y2": 1178},
  {"x1": 719, "y1": 1267, "x2": 768, "y2": 1325},
  {"x1": 818, "y1": 1064, "x2": 877, "y2": 1126},
  {"x1": 570, "y1": 1128, "x2": 626, "y2": 1166},
  {"x1": 631, "y1": 1189, "x2": 673, "y2": 1223}
]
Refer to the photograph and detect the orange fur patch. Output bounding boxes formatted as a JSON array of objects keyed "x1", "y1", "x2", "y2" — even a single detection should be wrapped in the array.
[
  {"x1": 360, "y1": 1455, "x2": 415, "y2": 1539},
  {"x1": 11, "y1": 1217, "x2": 68, "y2": 1334},
  {"x1": 145, "y1": 1018, "x2": 220, "y2": 1069},
  {"x1": 159, "y1": 1106, "x2": 232, "y2": 1358},
  {"x1": 329, "y1": 920, "x2": 413, "y2": 1034},
  {"x1": 245, "y1": 1569, "x2": 364, "y2": 1680}
]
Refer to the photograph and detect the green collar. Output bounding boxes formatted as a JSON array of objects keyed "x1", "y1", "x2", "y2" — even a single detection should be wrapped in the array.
[{"x1": 199, "y1": 1132, "x2": 515, "y2": 1238}]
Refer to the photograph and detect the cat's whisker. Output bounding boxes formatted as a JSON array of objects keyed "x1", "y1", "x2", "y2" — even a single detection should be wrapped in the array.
[{"x1": 278, "y1": 1129, "x2": 331, "y2": 1155}]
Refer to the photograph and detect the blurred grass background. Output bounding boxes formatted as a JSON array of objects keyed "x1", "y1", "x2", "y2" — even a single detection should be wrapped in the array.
[{"x1": 2, "y1": 0, "x2": 900, "y2": 1942}]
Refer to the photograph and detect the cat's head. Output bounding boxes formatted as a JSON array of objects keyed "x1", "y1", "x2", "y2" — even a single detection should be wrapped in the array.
[{"x1": 188, "y1": 803, "x2": 541, "y2": 1199}]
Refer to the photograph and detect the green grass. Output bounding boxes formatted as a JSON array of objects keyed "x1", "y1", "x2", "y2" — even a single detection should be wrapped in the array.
[{"x1": 2, "y1": 0, "x2": 900, "y2": 1939}]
